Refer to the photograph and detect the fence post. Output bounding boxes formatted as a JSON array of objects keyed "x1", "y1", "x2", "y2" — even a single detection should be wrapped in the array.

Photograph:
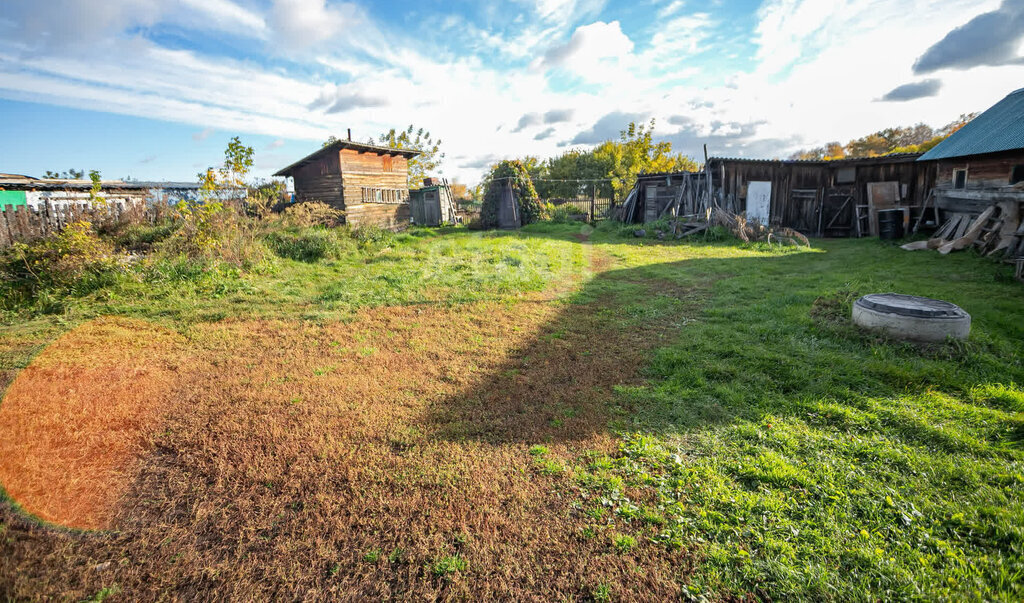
[{"x1": 589, "y1": 184, "x2": 596, "y2": 223}]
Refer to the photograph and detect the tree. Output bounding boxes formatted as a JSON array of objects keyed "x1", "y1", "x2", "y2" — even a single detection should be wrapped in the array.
[
  {"x1": 592, "y1": 120, "x2": 699, "y2": 199},
  {"x1": 88, "y1": 170, "x2": 105, "y2": 205},
  {"x1": 375, "y1": 125, "x2": 444, "y2": 187},
  {"x1": 197, "y1": 136, "x2": 254, "y2": 199},
  {"x1": 789, "y1": 113, "x2": 978, "y2": 159},
  {"x1": 196, "y1": 135, "x2": 252, "y2": 193},
  {"x1": 43, "y1": 169, "x2": 84, "y2": 179},
  {"x1": 448, "y1": 181, "x2": 470, "y2": 200}
]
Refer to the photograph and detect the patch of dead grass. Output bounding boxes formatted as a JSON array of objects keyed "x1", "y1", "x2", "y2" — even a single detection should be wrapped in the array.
[
  {"x1": 0, "y1": 248, "x2": 704, "y2": 599},
  {"x1": 0, "y1": 317, "x2": 186, "y2": 529}
]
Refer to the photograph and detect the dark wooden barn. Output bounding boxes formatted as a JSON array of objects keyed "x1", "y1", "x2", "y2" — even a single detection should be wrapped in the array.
[
  {"x1": 274, "y1": 139, "x2": 420, "y2": 228},
  {"x1": 706, "y1": 154, "x2": 936, "y2": 237},
  {"x1": 617, "y1": 155, "x2": 934, "y2": 237}
]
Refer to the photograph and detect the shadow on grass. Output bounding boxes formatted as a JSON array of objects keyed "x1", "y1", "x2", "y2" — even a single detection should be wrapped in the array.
[{"x1": 426, "y1": 234, "x2": 1024, "y2": 449}]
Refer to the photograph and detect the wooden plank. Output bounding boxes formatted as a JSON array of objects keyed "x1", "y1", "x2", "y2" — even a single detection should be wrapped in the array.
[{"x1": 939, "y1": 206, "x2": 996, "y2": 254}]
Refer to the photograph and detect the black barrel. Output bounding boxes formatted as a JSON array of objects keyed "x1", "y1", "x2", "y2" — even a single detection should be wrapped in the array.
[{"x1": 878, "y1": 209, "x2": 904, "y2": 240}]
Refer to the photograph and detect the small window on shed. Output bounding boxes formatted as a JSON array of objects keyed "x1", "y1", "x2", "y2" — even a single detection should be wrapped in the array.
[
  {"x1": 953, "y1": 168, "x2": 967, "y2": 189},
  {"x1": 1011, "y1": 165, "x2": 1024, "y2": 185},
  {"x1": 382, "y1": 155, "x2": 394, "y2": 172},
  {"x1": 835, "y1": 167, "x2": 856, "y2": 184}
]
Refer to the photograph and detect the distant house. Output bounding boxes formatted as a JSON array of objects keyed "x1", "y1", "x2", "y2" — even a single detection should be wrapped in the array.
[
  {"x1": 0, "y1": 175, "x2": 221, "y2": 209},
  {"x1": 918, "y1": 87, "x2": 1024, "y2": 213},
  {"x1": 0, "y1": 174, "x2": 149, "y2": 209},
  {"x1": 273, "y1": 139, "x2": 420, "y2": 228}
]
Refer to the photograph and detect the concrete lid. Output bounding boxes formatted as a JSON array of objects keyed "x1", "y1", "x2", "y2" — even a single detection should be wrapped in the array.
[{"x1": 855, "y1": 294, "x2": 968, "y2": 319}]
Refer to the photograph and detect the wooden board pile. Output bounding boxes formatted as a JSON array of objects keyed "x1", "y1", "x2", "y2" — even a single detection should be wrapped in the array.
[{"x1": 900, "y1": 201, "x2": 1023, "y2": 260}]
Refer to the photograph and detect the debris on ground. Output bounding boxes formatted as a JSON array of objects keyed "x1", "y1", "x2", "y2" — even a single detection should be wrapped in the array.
[{"x1": 901, "y1": 201, "x2": 1023, "y2": 263}]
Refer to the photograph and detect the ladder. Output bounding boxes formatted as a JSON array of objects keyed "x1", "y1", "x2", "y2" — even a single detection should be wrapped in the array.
[
  {"x1": 911, "y1": 190, "x2": 939, "y2": 234},
  {"x1": 854, "y1": 204, "x2": 871, "y2": 237}
]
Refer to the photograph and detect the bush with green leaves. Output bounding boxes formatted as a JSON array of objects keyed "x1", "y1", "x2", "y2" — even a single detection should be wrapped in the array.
[{"x1": 0, "y1": 221, "x2": 128, "y2": 309}]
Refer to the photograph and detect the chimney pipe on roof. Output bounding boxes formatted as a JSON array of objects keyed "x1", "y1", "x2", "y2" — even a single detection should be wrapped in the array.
[{"x1": 347, "y1": 128, "x2": 351, "y2": 141}]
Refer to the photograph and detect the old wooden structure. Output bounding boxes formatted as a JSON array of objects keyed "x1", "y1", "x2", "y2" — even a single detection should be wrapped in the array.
[
  {"x1": 706, "y1": 154, "x2": 936, "y2": 237},
  {"x1": 916, "y1": 87, "x2": 1024, "y2": 261},
  {"x1": 409, "y1": 178, "x2": 457, "y2": 227},
  {"x1": 919, "y1": 87, "x2": 1024, "y2": 214},
  {"x1": 273, "y1": 139, "x2": 420, "y2": 228}
]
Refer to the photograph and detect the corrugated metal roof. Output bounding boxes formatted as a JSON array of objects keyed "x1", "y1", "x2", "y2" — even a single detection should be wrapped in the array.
[
  {"x1": 709, "y1": 153, "x2": 922, "y2": 166},
  {"x1": 919, "y1": 87, "x2": 1024, "y2": 161}
]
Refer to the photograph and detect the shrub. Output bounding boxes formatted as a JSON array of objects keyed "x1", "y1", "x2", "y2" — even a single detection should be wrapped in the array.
[
  {"x1": 0, "y1": 221, "x2": 127, "y2": 308},
  {"x1": 264, "y1": 227, "x2": 351, "y2": 262},
  {"x1": 349, "y1": 224, "x2": 396, "y2": 249},
  {"x1": 547, "y1": 204, "x2": 586, "y2": 224},
  {"x1": 157, "y1": 201, "x2": 269, "y2": 269},
  {"x1": 281, "y1": 201, "x2": 344, "y2": 228},
  {"x1": 113, "y1": 219, "x2": 180, "y2": 253}
]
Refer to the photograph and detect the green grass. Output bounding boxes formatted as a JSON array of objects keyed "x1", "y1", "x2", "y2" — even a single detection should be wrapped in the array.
[
  {"x1": 564, "y1": 226, "x2": 1024, "y2": 601},
  {"x1": 2, "y1": 220, "x2": 1022, "y2": 600},
  {"x1": 0, "y1": 226, "x2": 585, "y2": 329},
  {"x1": 431, "y1": 554, "x2": 468, "y2": 576}
]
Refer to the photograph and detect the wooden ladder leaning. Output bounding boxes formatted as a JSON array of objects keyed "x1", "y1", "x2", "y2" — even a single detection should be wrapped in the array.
[{"x1": 854, "y1": 204, "x2": 871, "y2": 237}]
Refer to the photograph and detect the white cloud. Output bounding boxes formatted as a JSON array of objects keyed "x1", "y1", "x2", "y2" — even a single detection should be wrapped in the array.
[
  {"x1": 1, "y1": 0, "x2": 1022, "y2": 185},
  {"x1": 539, "y1": 20, "x2": 634, "y2": 84},
  {"x1": 269, "y1": 0, "x2": 356, "y2": 50},
  {"x1": 193, "y1": 127, "x2": 215, "y2": 142},
  {"x1": 658, "y1": 0, "x2": 687, "y2": 18}
]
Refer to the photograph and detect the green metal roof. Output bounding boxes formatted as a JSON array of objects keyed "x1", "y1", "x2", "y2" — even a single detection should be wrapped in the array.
[{"x1": 919, "y1": 88, "x2": 1024, "y2": 161}]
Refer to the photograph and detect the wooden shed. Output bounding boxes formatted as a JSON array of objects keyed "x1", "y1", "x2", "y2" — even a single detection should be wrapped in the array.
[
  {"x1": 918, "y1": 87, "x2": 1024, "y2": 215},
  {"x1": 273, "y1": 140, "x2": 420, "y2": 228},
  {"x1": 409, "y1": 179, "x2": 457, "y2": 227},
  {"x1": 707, "y1": 154, "x2": 935, "y2": 237}
]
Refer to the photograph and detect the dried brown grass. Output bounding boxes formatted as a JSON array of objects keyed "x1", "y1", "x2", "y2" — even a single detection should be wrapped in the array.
[
  {"x1": 0, "y1": 251, "x2": 700, "y2": 600},
  {"x1": 0, "y1": 318, "x2": 185, "y2": 529}
]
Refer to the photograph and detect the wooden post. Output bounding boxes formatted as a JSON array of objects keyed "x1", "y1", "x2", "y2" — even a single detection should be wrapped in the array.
[{"x1": 589, "y1": 184, "x2": 596, "y2": 223}]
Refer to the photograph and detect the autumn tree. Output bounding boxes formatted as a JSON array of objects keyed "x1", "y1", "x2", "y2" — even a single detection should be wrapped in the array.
[
  {"x1": 375, "y1": 125, "x2": 444, "y2": 187},
  {"x1": 197, "y1": 136, "x2": 254, "y2": 197},
  {"x1": 790, "y1": 114, "x2": 978, "y2": 159},
  {"x1": 593, "y1": 120, "x2": 699, "y2": 199}
]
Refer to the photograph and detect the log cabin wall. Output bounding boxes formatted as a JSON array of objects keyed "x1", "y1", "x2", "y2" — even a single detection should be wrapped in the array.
[
  {"x1": 933, "y1": 150, "x2": 1024, "y2": 215},
  {"x1": 292, "y1": 153, "x2": 343, "y2": 207},
  {"x1": 338, "y1": 149, "x2": 411, "y2": 228}
]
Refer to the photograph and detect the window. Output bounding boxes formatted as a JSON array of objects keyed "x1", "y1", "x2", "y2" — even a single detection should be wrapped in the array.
[
  {"x1": 835, "y1": 167, "x2": 856, "y2": 184},
  {"x1": 953, "y1": 168, "x2": 968, "y2": 189},
  {"x1": 382, "y1": 155, "x2": 394, "y2": 173},
  {"x1": 1011, "y1": 165, "x2": 1024, "y2": 185}
]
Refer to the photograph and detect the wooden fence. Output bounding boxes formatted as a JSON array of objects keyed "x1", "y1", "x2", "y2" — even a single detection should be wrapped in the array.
[{"x1": 0, "y1": 201, "x2": 152, "y2": 249}]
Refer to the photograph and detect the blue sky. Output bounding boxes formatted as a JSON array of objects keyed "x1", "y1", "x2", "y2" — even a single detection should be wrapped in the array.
[{"x1": 1, "y1": 0, "x2": 1022, "y2": 184}]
